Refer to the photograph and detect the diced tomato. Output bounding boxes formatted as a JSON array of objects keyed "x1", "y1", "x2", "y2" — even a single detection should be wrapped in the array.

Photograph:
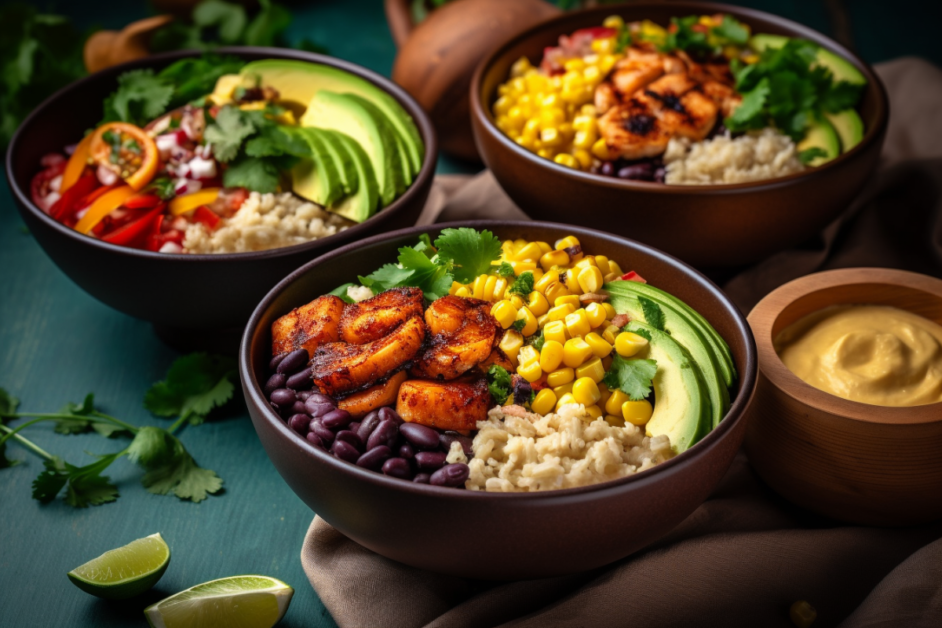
[
  {"x1": 76, "y1": 183, "x2": 118, "y2": 211},
  {"x1": 101, "y1": 205, "x2": 166, "y2": 247},
  {"x1": 193, "y1": 205, "x2": 221, "y2": 231},
  {"x1": 620, "y1": 271, "x2": 647, "y2": 284},
  {"x1": 146, "y1": 223, "x2": 185, "y2": 252},
  {"x1": 571, "y1": 27, "x2": 617, "y2": 40},
  {"x1": 50, "y1": 173, "x2": 98, "y2": 220},
  {"x1": 221, "y1": 187, "x2": 249, "y2": 212},
  {"x1": 123, "y1": 193, "x2": 162, "y2": 210}
]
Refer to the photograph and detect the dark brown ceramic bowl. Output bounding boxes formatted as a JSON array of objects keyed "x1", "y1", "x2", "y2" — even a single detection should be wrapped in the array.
[
  {"x1": 6, "y1": 47, "x2": 436, "y2": 340},
  {"x1": 240, "y1": 220, "x2": 758, "y2": 579},
  {"x1": 470, "y1": 2, "x2": 889, "y2": 269}
]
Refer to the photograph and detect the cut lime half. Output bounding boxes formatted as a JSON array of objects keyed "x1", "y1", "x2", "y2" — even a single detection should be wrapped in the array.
[
  {"x1": 68, "y1": 532, "x2": 171, "y2": 600},
  {"x1": 144, "y1": 575, "x2": 294, "y2": 628}
]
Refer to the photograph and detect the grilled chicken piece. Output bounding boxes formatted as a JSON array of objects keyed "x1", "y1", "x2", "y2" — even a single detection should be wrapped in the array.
[
  {"x1": 340, "y1": 287, "x2": 424, "y2": 345},
  {"x1": 410, "y1": 297, "x2": 500, "y2": 381},
  {"x1": 643, "y1": 74, "x2": 718, "y2": 141},
  {"x1": 611, "y1": 51, "x2": 665, "y2": 97},
  {"x1": 271, "y1": 295, "x2": 344, "y2": 357},
  {"x1": 397, "y1": 378, "x2": 491, "y2": 431},
  {"x1": 594, "y1": 82, "x2": 619, "y2": 116},
  {"x1": 701, "y1": 80, "x2": 742, "y2": 118},
  {"x1": 598, "y1": 98, "x2": 674, "y2": 160},
  {"x1": 312, "y1": 315, "x2": 426, "y2": 396},
  {"x1": 337, "y1": 371, "x2": 408, "y2": 418}
]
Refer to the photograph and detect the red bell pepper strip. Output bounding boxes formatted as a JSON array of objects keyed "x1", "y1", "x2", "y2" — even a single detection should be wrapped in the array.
[
  {"x1": 620, "y1": 271, "x2": 647, "y2": 284},
  {"x1": 101, "y1": 205, "x2": 165, "y2": 247},
  {"x1": 50, "y1": 173, "x2": 99, "y2": 220},
  {"x1": 123, "y1": 193, "x2": 162, "y2": 210},
  {"x1": 75, "y1": 183, "x2": 118, "y2": 211},
  {"x1": 193, "y1": 206, "x2": 221, "y2": 231}
]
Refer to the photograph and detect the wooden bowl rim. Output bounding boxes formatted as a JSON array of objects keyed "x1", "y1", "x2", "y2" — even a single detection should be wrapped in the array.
[
  {"x1": 748, "y1": 267, "x2": 942, "y2": 425},
  {"x1": 469, "y1": 0, "x2": 890, "y2": 194}
]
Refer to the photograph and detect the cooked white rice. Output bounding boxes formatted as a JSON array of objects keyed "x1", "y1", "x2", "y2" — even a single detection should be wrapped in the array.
[
  {"x1": 664, "y1": 128, "x2": 805, "y2": 185},
  {"x1": 183, "y1": 191, "x2": 351, "y2": 254},
  {"x1": 466, "y1": 404, "x2": 673, "y2": 492}
]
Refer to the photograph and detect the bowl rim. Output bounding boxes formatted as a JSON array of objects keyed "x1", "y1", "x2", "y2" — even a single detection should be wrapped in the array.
[
  {"x1": 5, "y1": 45, "x2": 437, "y2": 263},
  {"x1": 240, "y1": 219, "x2": 758, "y2": 500},
  {"x1": 748, "y1": 267, "x2": 942, "y2": 424},
  {"x1": 470, "y1": 0, "x2": 890, "y2": 194}
]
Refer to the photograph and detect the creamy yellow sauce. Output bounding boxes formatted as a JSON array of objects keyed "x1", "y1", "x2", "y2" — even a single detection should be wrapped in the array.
[{"x1": 775, "y1": 305, "x2": 942, "y2": 407}]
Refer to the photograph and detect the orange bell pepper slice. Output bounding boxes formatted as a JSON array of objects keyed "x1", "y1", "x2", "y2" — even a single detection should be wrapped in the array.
[
  {"x1": 89, "y1": 122, "x2": 159, "y2": 191},
  {"x1": 73, "y1": 185, "x2": 136, "y2": 235},
  {"x1": 60, "y1": 133, "x2": 95, "y2": 194},
  {"x1": 168, "y1": 188, "x2": 221, "y2": 216}
]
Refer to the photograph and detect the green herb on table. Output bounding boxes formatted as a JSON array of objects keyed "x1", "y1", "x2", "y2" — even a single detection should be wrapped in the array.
[
  {"x1": 0, "y1": 353, "x2": 237, "y2": 507},
  {"x1": 602, "y1": 355, "x2": 657, "y2": 401},
  {"x1": 486, "y1": 365, "x2": 513, "y2": 405}
]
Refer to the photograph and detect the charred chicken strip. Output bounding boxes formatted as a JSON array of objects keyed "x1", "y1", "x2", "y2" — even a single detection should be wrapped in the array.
[
  {"x1": 337, "y1": 371, "x2": 409, "y2": 418},
  {"x1": 312, "y1": 315, "x2": 426, "y2": 396},
  {"x1": 271, "y1": 295, "x2": 344, "y2": 357},
  {"x1": 340, "y1": 286, "x2": 424, "y2": 345},
  {"x1": 396, "y1": 378, "x2": 491, "y2": 431},
  {"x1": 410, "y1": 297, "x2": 500, "y2": 381}
]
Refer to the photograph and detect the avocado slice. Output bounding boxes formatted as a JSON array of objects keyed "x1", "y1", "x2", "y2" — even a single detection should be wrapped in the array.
[
  {"x1": 749, "y1": 34, "x2": 867, "y2": 86},
  {"x1": 301, "y1": 90, "x2": 404, "y2": 206},
  {"x1": 290, "y1": 127, "x2": 344, "y2": 207},
  {"x1": 608, "y1": 291, "x2": 729, "y2": 429},
  {"x1": 238, "y1": 59, "x2": 424, "y2": 177},
  {"x1": 315, "y1": 128, "x2": 358, "y2": 196},
  {"x1": 626, "y1": 321, "x2": 711, "y2": 454},
  {"x1": 798, "y1": 118, "x2": 841, "y2": 166},
  {"x1": 326, "y1": 130, "x2": 380, "y2": 223},
  {"x1": 825, "y1": 109, "x2": 864, "y2": 153},
  {"x1": 605, "y1": 280, "x2": 736, "y2": 388}
]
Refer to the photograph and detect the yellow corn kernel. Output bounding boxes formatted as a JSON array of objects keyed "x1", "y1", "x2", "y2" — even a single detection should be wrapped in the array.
[
  {"x1": 499, "y1": 329, "x2": 524, "y2": 365},
  {"x1": 536, "y1": 313, "x2": 549, "y2": 329},
  {"x1": 608, "y1": 260, "x2": 624, "y2": 277},
  {"x1": 518, "y1": 345, "x2": 540, "y2": 367},
  {"x1": 572, "y1": 114, "x2": 594, "y2": 132},
  {"x1": 544, "y1": 320, "x2": 569, "y2": 345},
  {"x1": 572, "y1": 377, "x2": 601, "y2": 406},
  {"x1": 584, "y1": 332, "x2": 613, "y2": 359},
  {"x1": 516, "y1": 306, "x2": 538, "y2": 337},
  {"x1": 553, "y1": 153, "x2": 578, "y2": 169},
  {"x1": 546, "y1": 303, "x2": 575, "y2": 323},
  {"x1": 572, "y1": 148, "x2": 593, "y2": 169},
  {"x1": 526, "y1": 291, "x2": 549, "y2": 317},
  {"x1": 509, "y1": 294, "x2": 525, "y2": 310},
  {"x1": 556, "y1": 392, "x2": 577, "y2": 410},
  {"x1": 522, "y1": 118, "x2": 540, "y2": 142},
  {"x1": 536, "y1": 241, "x2": 552, "y2": 254},
  {"x1": 743, "y1": 54, "x2": 760, "y2": 65},
  {"x1": 552, "y1": 382, "x2": 574, "y2": 397},
  {"x1": 491, "y1": 300, "x2": 518, "y2": 329},
  {"x1": 584, "y1": 404, "x2": 603, "y2": 420},
  {"x1": 563, "y1": 337, "x2": 593, "y2": 368},
  {"x1": 539, "y1": 340, "x2": 564, "y2": 372},
  {"x1": 602, "y1": 355, "x2": 613, "y2": 371},
  {"x1": 573, "y1": 256, "x2": 597, "y2": 270},
  {"x1": 472, "y1": 274, "x2": 488, "y2": 299},
  {"x1": 507, "y1": 106, "x2": 525, "y2": 129},
  {"x1": 482, "y1": 275, "x2": 497, "y2": 301},
  {"x1": 594, "y1": 256, "x2": 611, "y2": 275},
  {"x1": 515, "y1": 135, "x2": 536, "y2": 151},
  {"x1": 540, "y1": 127, "x2": 563, "y2": 147},
  {"x1": 585, "y1": 302, "x2": 607, "y2": 328},
  {"x1": 561, "y1": 269, "x2": 582, "y2": 294},
  {"x1": 602, "y1": 303, "x2": 616, "y2": 320},
  {"x1": 622, "y1": 399, "x2": 654, "y2": 426},
  {"x1": 583, "y1": 65, "x2": 601, "y2": 84},
  {"x1": 605, "y1": 389, "x2": 631, "y2": 416},
  {"x1": 531, "y1": 388, "x2": 557, "y2": 415},
  {"x1": 517, "y1": 360, "x2": 542, "y2": 383},
  {"x1": 510, "y1": 56, "x2": 532, "y2": 77},
  {"x1": 449, "y1": 280, "x2": 464, "y2": 295},
  {"x1": 512, "y1": 242, "x2": 543, "y2": 263},
  {"x1": 573, "y1": 128, "x2": 597, "y2": 150},
  {"x1": 455, "y1": 286, "x2": 470, "y2": 298},
  {"x1": 576, "y1": 357, "x2": 606, "y2": 383},
  {"x1": 541, "y1": 92, "x2": 562, "y2": 108},
  {"x1": 509, "y1": 260, "x2": 537, "y2": 275},
  {"x1": 525, "y1": 73, "x2": 546, "y2": 94},
  {"x1": 536, "y1": 147, "x2": 556, "y2": 160},
  {"x1": 602, "y1": 14, "x2": 624, "y2": 29},
  {"x1": 554, "y1": 294, "x2": 581, "y2": 308},
  {"x1": 578, "y1": 265, "x2": 604, "y2": 293},
  {"x1": 543, "y1": 281, "x2": 571, "y2": 305},
  {"x1": 615, "y1": 331, "x2": 649, "y2": 357},
  {"x1": 563, "y1": 57, "x2": 586, "y2": 72},
  {"x1": 555, "y1": 235, "x2": 580, "y2": 250},
  {"x1": 605, "y1": 414, "x2": 625, "y2": 427},
  {"x1": 533, "y1": 270, "x2": 559, "y2": 294},
  {"x1": 493, "y1": 95, "x2": 513, "y2": 115},
  {"x1": 591, "y1": 137, "x2": 612, "y2": 160},
  {"x1": 539, "y1": 249, "x2": 569, "y2": 271},
  {"x1": 580, "y1": 103, "x2": 598, "y2": 117},
  {"x1": 604, "y1": 272, "x2": 620, "y2": 283},
  {"x1": 599, "y1": 54, "x2": 618, "y2": 75},
  {"x1": 598, "y1": 382, "x2": 612, "y2": 405},
  {"x1": 493, "y1": 277, "x2": 509, "y2": 300},
  {"x1": 602, "y1": 324, "x2": 620, "y2": 345},
  {"x1": 546, "y1": 367, "x2": 574, "y2": 387},
  {"x1": 565, "y1": 308, "x2": 592, "y2": 338}
]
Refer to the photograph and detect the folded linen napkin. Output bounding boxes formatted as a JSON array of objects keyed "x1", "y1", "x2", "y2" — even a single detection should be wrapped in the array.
[{"x1": 301, "y1": 58, "x2": 942, "y2": 627}]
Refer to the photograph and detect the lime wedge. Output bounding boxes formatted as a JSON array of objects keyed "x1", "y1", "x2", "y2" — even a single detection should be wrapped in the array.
[
  {"x1": 68, "y1": 532, "x2": 171, "y2": 600},
  {"x1": 144, "y1": 575, "x2": 294, "y2": 628}
]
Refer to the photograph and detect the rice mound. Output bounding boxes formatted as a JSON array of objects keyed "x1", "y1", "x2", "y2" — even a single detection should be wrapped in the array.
[
  {"x1": 664, "y1": 128, "x2": 805, "y2": 185},
  {"x1": 466, "y1": 404, "x2": 673, "y2": 492}
]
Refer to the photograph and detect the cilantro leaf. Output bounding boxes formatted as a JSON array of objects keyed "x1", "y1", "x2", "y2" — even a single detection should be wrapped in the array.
[
  {"x1": 359, "y1": 263, "x2": 415, "y2": 292},
  {"x1": 138, "y1": 433, "x2": 222, "y2": 503},
  {"x1": 638, "y1": 296, "x2": 665, "y2": 331},
  {"x1": 434, "y1": 228, "x2": 502, "y2": 284},
  {"x1": 205, "y1": 106, "x2": 256, "y2": 162},
  {"x1": 486, "y1": 365, "x2": 512, "y2": 405},
  {"x1": 31, "y1": 457, "x2": 69, "y2": 503},
  {"x1": 102, "y1": 70, "x2": 174, "y2": 127},
  {"x1": 725, "y1": 77, "x2": 770, "y2": 132},
  {"x1": 662, "y1": 16, "x2": 710, "y2": 56},
  {"x1": 144, "y1": 353, "x2": 237, "y2": 426},
  {"x1": 192, "y1": 0, "x2": 247, "y2": 43},
  {"x1": 798, "y1": 147, "x2": 829, "y2": 165},
  {"x1": 127, "y1": 426, "x2": 175, "y2": 468},
  {"x1": 495, "y1": 262, "x2": 516, "y2": 278},
  {"x1": 157, "y1": 54, "x2": 246, "y2": 108},
  {"x1": 602, "y1": 355, "x2": 658, "y2": 401},
  {"x1": 529, "y1": 330, "x2": 545, "y2": 352},
  {"x1": 359, "y1": 244, "x2": 454, "y2": 300},
  {"x1": 512, "y1": 319, "x2": 527, "y2": 333},
  {"x1": 507, "y1": 271, "x2": 534, "y2": 297},
  {"x1": 820, "y1": 81, "x2": 865, "y2": 113},
  {"x1": 328, "y1": 283, "x2": 357, "y2": 304},
  {"x1": 244, "y1": 125, "x2": 310, "y2": 159},
  {"x1": 0, "y1": 388, "x2": 20, "y2": 418},
  {"x1": 222, "y1": 155, "x2": 282, "y2": 193},
  {"x1": 51, "y1": 394, "x2": 128, "y2": 437},
  {"x1": 712, "y1": 15, "x2": 750, "y2": 46},
  {"x1": 632, "y1": 327, "x2": 653, "y2": 342},
  {"x1": 32, "y1": 453, "x2": 121, "y2": 508},
  {"x1": 243, "y1": 0, "x2": 292, "y2": 47}
]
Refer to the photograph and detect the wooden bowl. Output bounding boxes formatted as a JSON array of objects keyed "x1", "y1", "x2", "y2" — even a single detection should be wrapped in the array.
[
  {"x1": 470, "y1": 2, "x2": 889, "y2": 269},
  {"x1": 240, "y1": 220, "x2": 758, "y2": 579},
  {"x1": 745, "y1": 268, "x2": 942, "y2": 526}
]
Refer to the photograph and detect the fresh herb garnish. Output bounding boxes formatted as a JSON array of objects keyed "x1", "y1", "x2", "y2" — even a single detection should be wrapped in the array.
[
  {"x1": 529, "y1": 329, "x2": 546, "y2": 352},
  {"x1": 486, "y1": 365, "x2": 513, "y2": 405},
  {"x1": 638, "y1": 296, "x2": 665, "y2": 331},
  {"x1": 0, "y1": 353, "x2": 236, "y2": 507},
  {"x1": 602, "y1": 355, "x2": 658, "y2": 401},
  {"x1": 659, "y1": 14, "x2": 751, "y2": 56},
  {"x1": 507, "y1": 271, "x2": 535, "y2": 297},
  {"x1": 798, "y1": 147, "x2": 829, "y2": 165},
  {"x1": 434, "y1": 228, "x2": 502, "y2": 284},
  {"x1": 148, "y1": 177, "x2": 177, "y2": 200},
  {"x1": 512, "y1": 319, "x2": 527, "y2": 333},
  {"x1": 328, "y1": 283, "x2": 357, "y2": 304},
  {"x1": 495, "y1": 262, "x2": 516, "y2": 278}
]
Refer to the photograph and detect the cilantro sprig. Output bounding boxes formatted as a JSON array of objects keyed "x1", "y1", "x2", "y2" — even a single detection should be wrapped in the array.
[
  {"x1": 602, "y1": 355, "x2": 658, "y2": 401},
  {"x1": 486, "y1": 365, "x2": 513, "y2": 405},
  {"x1": 0, "y1": 353, "x2": 236, "y2": 508}
]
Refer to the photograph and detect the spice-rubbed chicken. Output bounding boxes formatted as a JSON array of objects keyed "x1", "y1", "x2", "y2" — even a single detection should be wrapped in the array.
[
  {"x1": 410, "y1": 296, "x2": 501, "y2": 381},
  {"x1": 397, "y1": 377, "x2": 491, "y2": 431},
  {"x1": 340, "y1": 287, "x2": 424, "y2": 344},
  {"x1": 271, "y1": 294, "x2": 344, "y2": 356}
]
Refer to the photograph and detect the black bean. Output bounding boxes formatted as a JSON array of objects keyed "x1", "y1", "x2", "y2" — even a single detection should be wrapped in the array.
[
  {"x1": 617, "y1": 163, "x2": 655, "y2": 181},
  {"x1": 414, "y1": 451, "x2": 447, "y2": 471},
  {"x1": 286, "y1": 370, "x2": 313, "y2": 391},
  {"x1": 398, "y1": 442, "x2": 414, "y2": 461},
  {"x1": 305, "y1": 432, "x2": 324, "y2": 448},
  {"x1": 348, "y1": 421, "x2": 361, "y2": 435},
  {"x1": 269, "y1": 353, "x2": 287, "y2": 372},
  {"x1": 331, "y1": 439, "x2": 360, "y2": 463},
  {"x1": 356, "y1": 445, "x2": 392, "y2": 471},
  {"x1": 357, "y1": 411, "x2": 381, "y2": 441},
  {"x1": 378, "y1": 407, "x2": 402, "y2": 425},
  {"x1": 306, "y1": 393, "x2": 334, "y2": 406},
  {"x1": 288, "y1": 414, "x2": 309, "y2": 435},
  {"x1": 367, "y1": 419, "x2": 399, "y2": 450},
  {"x1": 335, "y1": 430, "x2": 363, "y2": 450},
  {"x1": 297, "y1": 390, "x2": 313, "y2": 401},
  {"x1": 600, "y1": 161, "x2": 615, "y2": 177},
  {"x1": 439, "y1": 432, "x2": 474, "y2": 457},
  {"x1": 399, "y1": 423, "x2": 440, "y2": 450},
  {"x1": 382, "y1": 457, "x2": 412, "y2": 479},
  {"x1": 276, "y1": 348, "x2": 309, "y2": 375},
  {"x1": 289, "y1": 400, "x2": 308, "y2": 416},
  {"x1": 412, "y1": 473, "x2": 431, "y2": 484},
  {"x1": 654, "y1": 167, "x2": 666, "y2": 183},
  {"x1": 305, "y1": 400, "x2": 335, "y2": 418},
  {"x1": 269, "y1": 388, "x2": 297, "y2": 408},
  {"x1": 322, "y1": 409, "x2": 353, "y2": 430},
  {"x1": 310, "y1": 421, "x2": 335, "y2": 445},
  {"x1": 264, "y1": 373, "x2": 286, "y2": 395},
  {"x1": 430, "y1": 463, "x2": 470, "y2": 487}
]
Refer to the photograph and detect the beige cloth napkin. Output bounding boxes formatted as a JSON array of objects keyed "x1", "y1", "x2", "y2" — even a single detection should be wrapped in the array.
[{"x1": 302, "y1": 58, "x2": 942, "y2": 627}]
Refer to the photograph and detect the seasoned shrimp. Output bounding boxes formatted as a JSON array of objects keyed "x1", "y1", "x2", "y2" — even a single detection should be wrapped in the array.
[
  {"x1": 411, "y1": 296, "x2": 500, "y2": 381},
  {"x1": 271, "y1": 295, "x2": 344, "y2": 357},
  {"x1": 396, "y1": 377, "x2": 491, "y2": 431},
  {"x1": 340, "y1": 286, "x2": 424, "y2": 345}
]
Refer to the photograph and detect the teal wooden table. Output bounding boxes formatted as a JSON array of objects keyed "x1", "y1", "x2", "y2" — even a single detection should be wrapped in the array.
[{"x1": 1, "y1": 1, "x2": 939, "y2": 626}]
